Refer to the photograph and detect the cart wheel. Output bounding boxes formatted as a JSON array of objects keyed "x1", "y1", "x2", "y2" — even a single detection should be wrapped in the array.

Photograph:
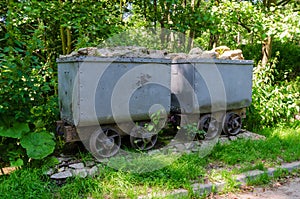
[
  {"x1": 56, "y1": 125, "x2": 63, "y2": 136},
  {"x1": 197, "y1": 114, "x2": 221, "y2": 140},
  {"x1": 130, "y1": 126, "x2": 158, "y2": 150},
  {"x1": 56, "y1": 121, "x2": 64, "y2": 136},
  {"x1": 223, "y1": 112, "x2": 242, "y2": 136},
  {"x1": 90, "y1": 127, "x2": 121, "y2": 158}
]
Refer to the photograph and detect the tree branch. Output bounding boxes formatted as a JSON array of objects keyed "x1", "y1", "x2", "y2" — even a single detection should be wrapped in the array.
[
  {"x1": 237, "y1": 18, "x2": 251, "y2": 33},
  {"x1": 33, "y1": 51, "x2": 46, "y2": 62},
  {"x1": 276, "y1": 0, "x2": 291, "y2": 6}
]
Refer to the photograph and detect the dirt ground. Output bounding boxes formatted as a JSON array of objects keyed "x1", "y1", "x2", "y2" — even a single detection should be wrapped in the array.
[{"x1": 213, "y1": 177, "x2": 300, "y2": 199}]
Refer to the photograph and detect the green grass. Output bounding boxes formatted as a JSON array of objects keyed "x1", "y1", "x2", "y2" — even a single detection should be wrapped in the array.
[
  {"x1": 0, "y1": 122, "x2": 299, "y2": 198},
  {"x1": 0, "y1": 168, "x2": 53, "y2": 199},
  {"x1": 246, "y1": 168, "x2": 300, "y2": 186},
  {"x1": 209, "y1": 122, "x2": 300, "y2": 166}
]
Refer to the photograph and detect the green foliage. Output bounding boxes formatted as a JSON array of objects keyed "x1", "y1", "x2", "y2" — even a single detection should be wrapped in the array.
[
  {"x1": 210, "y1": 0, "x2": 299, "y2": 47},
  {"x1": 244, "y1": 56, "x2": 300, "y2": 129},
  {"x1": 0, "y1": 122, "x2": 55, "y2": 169},
  {"x1": 183, "y1": 123, "x2": 206, "y2": 140},
  {"x1": 273, "y1": 168, "x2": 289, "y2": 179},
  {"x1": 0, "y1": 0, "x2": 123, "y2": 166},
  {"x1": 241, "y1": 41, "x2": 300, "y2": 82},
  {"x1": 271, "y1": 41, "x2": 300, "y2": 81},
  {"x1": 0, "y1": 122, "x2": 29, "y2": 139},
  {"x1": 20, "y1": 132, "x2": 56, "y2": 159}
]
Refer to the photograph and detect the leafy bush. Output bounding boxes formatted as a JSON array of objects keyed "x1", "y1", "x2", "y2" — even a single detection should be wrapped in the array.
[
  {"x1": 0, "y1": 47, "x2": 58, "y2": 167},
  {"x1": 244, "y1": 55, "x2": 300, "y2": 129},
  {"x1": 271, "y1": 41, "x2": 300, "y2": 81},
  {"x1": 241, "y1": 40, "x2": 300, "y2": 82},
  {"x1": 0, "y1": 1, "x2": 60, "y2": 166},
  {"x1": 0, "y1": 0, "x2": 124, "y2": 168}
]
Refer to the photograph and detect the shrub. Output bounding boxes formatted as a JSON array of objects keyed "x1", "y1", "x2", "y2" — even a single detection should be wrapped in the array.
[{"x1": 244, "y1": 55, "x2": 300, "y2": 129}]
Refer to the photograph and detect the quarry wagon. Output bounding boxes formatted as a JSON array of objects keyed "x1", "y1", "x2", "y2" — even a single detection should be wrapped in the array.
[{"x1": 56, "y1": 49, "x2": 253, "y2": 157}]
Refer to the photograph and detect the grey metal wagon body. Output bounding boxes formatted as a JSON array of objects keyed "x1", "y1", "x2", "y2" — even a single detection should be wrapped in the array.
[
  {"x1": 57, "y1": 56, "x2": 172, "y2": 127},
  {"x1": 171, "y1": 59, "x2": 253, "y2": 114},
  {"x1": 57, "y1": 55, "x2": 253, "y2": 154}
]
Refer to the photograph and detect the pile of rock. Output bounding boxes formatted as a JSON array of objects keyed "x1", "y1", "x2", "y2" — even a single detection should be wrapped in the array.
[
  {"x1": 46, "y1": 156, "x2": 99, "y2": 180},
  {"x1": 213, "y1": 46, "x2": 244, "y2": 60},
  {"x1": 218, "y1": 130, "x2": 266, "y2": 144},
  {"x1": 46, "y1": 130, "x2": 265, "y2": 180},
  {"x1": 60, "y1": 45, "x2": 244, "y2": 61}
]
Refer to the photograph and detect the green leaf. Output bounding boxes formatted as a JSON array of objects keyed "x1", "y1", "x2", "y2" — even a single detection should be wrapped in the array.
[
  {"x1": 10, "y1": 158, "x2": 24, "y2": 167},
  {"x1": 0, "y1": 122, "x2": 30, "y2": 139},
  {"x1": 34, "y1": 119, "x2": 45, "y2": 129},
  {"x1": 20, "y1": 132, "x2": 55, "y2": 159},
  {"x1": 147, "y1": 125, "x2": 154, "y2": 132}
]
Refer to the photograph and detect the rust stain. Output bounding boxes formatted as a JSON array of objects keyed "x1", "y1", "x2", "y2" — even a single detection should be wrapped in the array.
[{"x1": 136, "y1": 73, "x2": 151, "y2": 87}]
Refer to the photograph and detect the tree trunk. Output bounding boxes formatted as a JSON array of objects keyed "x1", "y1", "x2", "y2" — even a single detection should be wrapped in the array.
[
  {"x1": 261, "y1": 0, "x2": 276, "y2": 68},
  {"x1": 120, "y1": 0, "x2": 123, "y2": 22},
  {"x1": 209, "y1": 33, "x2": 219, "y2": 49},
  {"x1": 261, "y1": 36, "x2": 272, "y2": 68},
  {"x1": 60, "y1": 26, "x2": 66, "y2": 55},
  {"x1": 187, "y1": 29, "x2": 195, "y2": 51},
  {"x1": 187, "y1": 0, "x2": 195, "y2": 51}
]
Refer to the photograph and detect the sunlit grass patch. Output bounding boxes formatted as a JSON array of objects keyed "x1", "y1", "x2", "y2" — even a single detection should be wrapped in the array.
[
  {"x1": 0, "y1": 124, "x2": 299, "y2": 198},
  {"x1": 0, "y1": 168, "x2": 53, "y2": 199},
  {"x1": 209, "y1": 123, "x2": 300, "y2": 167}
]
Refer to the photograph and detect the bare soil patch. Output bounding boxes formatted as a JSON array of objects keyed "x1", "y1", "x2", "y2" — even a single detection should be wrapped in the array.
[{"x1": 0, "y1": 167, "x2": 17, "y2": 175}]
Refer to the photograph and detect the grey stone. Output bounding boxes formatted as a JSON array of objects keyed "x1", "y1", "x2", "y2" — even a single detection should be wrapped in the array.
[
  {"x1": 193, "y1": 182, "x2": 225, "y2": 195},
  {"x1": 58, "y1": 167, "x2": 65, "y2": 172},
  {"x1": 184, "y1": 142, "x2": 194, "y2": 149},
  {"x1": 45, "y1": 168, "x2": 54, "y2": 176},
  {"x1": 69, "y1": 163, "x2": 84, "y2": 169},
  {"x1": 72, "y1": 169, "x2": 88, "y2": 178},
  {"x1": 245, "y1": 170, "x2": 265, "y2": 179},
  {"x1": 229, "y1": 136, "x2": 237, "y2": 141},
  {"x1": 50, "y1": 170, "x2": 73, "y2": 179},
  {"x1": 137, "y1": 159, "x2": 300, "y2": 198},
  {"x1": 189, "y1": 47, "x2": 203, "y2": 55},
  {"x1": 95, "y1": 158, "x2": 109, "y2": 163},
  {"x1": 235, "y1": 173, "x2": 247, "y2": 183},
  {"x1": 185, "y1": 150, "x2": 191, "y2": 154},
  {"x1": 267, "y1": 168, "x2": 276, "y2": 176},
  {"x1": 88, "y1": 166, "x2": 99, "y2": 177},
  {"x1": 85, "y1": 161, "x2": 95, "y2": 167},
  {"x1": 58, "y1": 161, "x2": 66, "y2": 167},
  {"x1": 192, "y1": 147, "x2": 200, "y2": 152},
  {"x1": 175, "y1": 144, "x2": 186, "y2": 152},
  {"x1": 147, "y1": 149, "x2": 161, "y2": 155},
  {"x1": 199, "y1": 51, "x2": 218, "y2": 59},
  {"x1": 281, "y1": 161, "x2": 300, "y2": 171},
  {"x1": 138, "y1": 188, "x2": 188, "y2": 199},
  {"x1": 57, "y1": 157, "x2": 72, "y2": 163},
  {"x1": 193, "y1": 183, "x2": 212, "y2": 192}
]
